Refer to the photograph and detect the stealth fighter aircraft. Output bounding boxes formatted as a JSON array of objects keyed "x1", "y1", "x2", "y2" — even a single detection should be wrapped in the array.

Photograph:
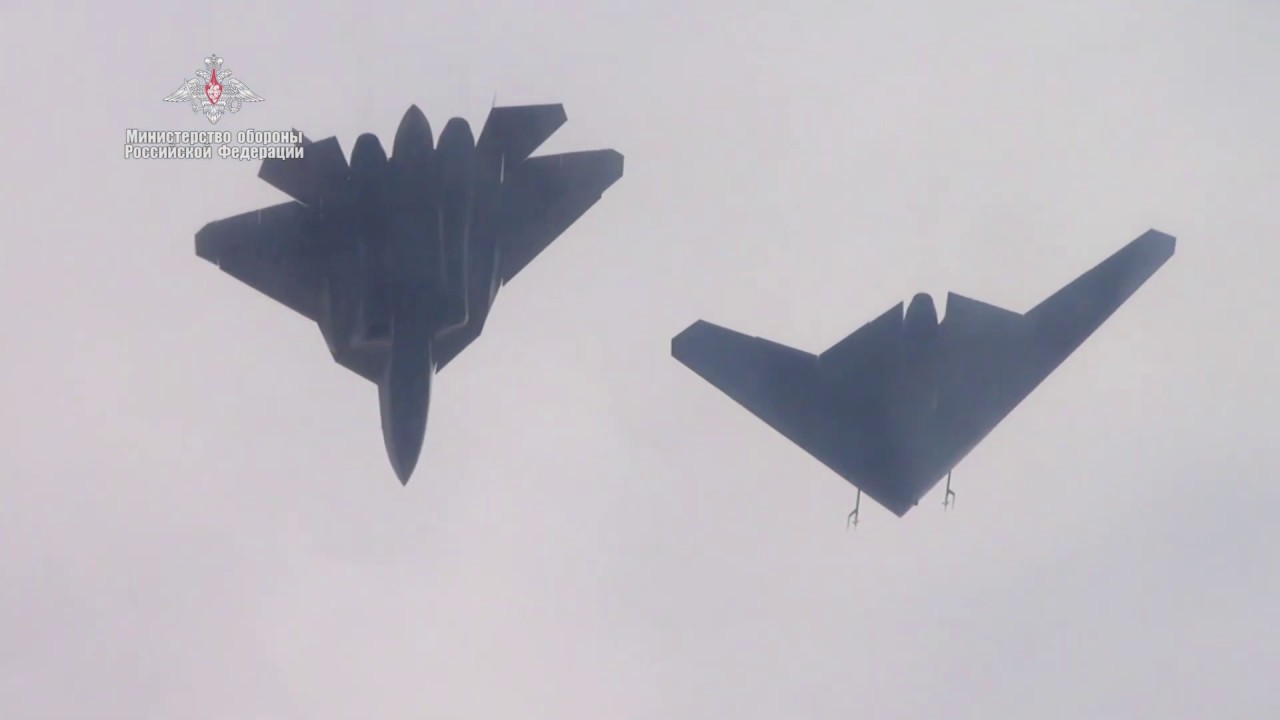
[
  {"x1": 672, "y1": 230, "x2": 1175, "y2": 525},
  {"x1": 197, "y1": 104, "x2": 624, "y2": 484}
]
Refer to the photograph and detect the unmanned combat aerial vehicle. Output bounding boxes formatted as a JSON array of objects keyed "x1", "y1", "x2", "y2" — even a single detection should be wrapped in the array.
[
  {"x1": 672, "y1": 230, "x2": 1175, "y2": 526},
  {"x1": 196, "y1": 104, "x2": 624, "y2": 484}
]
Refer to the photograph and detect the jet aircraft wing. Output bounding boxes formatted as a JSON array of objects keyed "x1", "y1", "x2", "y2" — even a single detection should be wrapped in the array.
[
  {"x1": 431, "y1": 110, "x2": 624, "y2": 372},
  {"x1": 195, "y1": 136, "x2": 389, "y2": 384},
  {"x1": 195, "y1": 200, "x2": 326, "y2": 322},
  {"x1": 495, "y1": 149, "x2": 625, "y2": 283}
]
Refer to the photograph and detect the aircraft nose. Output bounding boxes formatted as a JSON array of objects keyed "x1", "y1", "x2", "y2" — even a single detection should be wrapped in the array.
[
  {"x1": 383, "y1": 396, "x2": 427, "y2": 486},
  {"x1": 379, "y1": 336, "x2": 433, "y2": 487},
  {"x1": 385, "y1": 405, "x2": 426, "y2": 485},
  {"x1": 390, "y1": 441, "x2": 420, "y2": 486}
]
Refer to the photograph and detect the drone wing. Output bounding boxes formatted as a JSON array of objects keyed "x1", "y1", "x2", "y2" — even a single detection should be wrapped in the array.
[{"x1": 924, "y1": 229, "x2": 1177, "y2": 482}]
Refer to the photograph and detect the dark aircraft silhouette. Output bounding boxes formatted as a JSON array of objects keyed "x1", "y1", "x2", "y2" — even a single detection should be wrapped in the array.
[
  {"x1": 672, "y1": 230, "x2": 1175, "y2": 526},
  {"x1": 196, "y1": 104, "x2": 623, "y2": 484}
]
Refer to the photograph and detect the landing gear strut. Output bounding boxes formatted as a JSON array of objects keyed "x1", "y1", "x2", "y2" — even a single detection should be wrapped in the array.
[
  {"x1": 943, "y1": 470, "x2": 956, "y2": 509},
  {"x1": 846, "y1": 489, "x2": 862, "y2": 530}
]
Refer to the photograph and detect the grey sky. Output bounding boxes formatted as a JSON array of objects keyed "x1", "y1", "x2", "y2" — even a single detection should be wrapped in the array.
[{"x1": 3, "y1": 0, "x2": 1278, "y2": 717}]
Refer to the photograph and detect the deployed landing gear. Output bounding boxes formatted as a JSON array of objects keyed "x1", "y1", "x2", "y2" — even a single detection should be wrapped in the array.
[
  {"x1": 846, "y1": 488, "x2": 862, "y2": 530},
  {"x1": 943, "y1": 470, "x2": 956, "y2": 509}
]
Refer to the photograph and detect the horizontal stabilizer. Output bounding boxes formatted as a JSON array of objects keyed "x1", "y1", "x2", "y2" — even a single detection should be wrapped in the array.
[
  {"x1": 477, "y1": 104, "x2": 568, "y2": 165},
  {"x1": 257, "y1": 135, "x2": 349, "y2": 205}
]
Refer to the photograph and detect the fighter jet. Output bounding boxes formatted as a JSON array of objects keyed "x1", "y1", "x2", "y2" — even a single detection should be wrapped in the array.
[
  {"x1": 196, "y1": 104, "x2": 624, "y2": 484},
  {"x1": 672, "y1": 230, "x2": 1175, "y2": 525}
]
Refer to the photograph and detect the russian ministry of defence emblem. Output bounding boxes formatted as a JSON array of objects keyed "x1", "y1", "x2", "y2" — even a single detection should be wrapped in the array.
[{"x1": 164, "y1": 54, "x2": 263, "y2": 125}]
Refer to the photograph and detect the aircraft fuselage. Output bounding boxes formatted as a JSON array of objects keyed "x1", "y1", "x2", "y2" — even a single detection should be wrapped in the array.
[
  {"x1": 820, "y1": 293, "x2": 946, "y2": 500},
  {"x1": 315, "y1": 108, "x2": 495, "y2": 483}
]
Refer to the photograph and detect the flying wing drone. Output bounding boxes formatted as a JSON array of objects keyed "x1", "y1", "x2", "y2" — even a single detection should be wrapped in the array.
[{"x1": 672, "y1": 230, "x2": 1175, "y2": 525}]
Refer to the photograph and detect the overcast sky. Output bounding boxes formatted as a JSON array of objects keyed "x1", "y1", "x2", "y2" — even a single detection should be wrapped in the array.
[{"x1": 2, "y1": 1, "x2": 1278, "y2": 718}]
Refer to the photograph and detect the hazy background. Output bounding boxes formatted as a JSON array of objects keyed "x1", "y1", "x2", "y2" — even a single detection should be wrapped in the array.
[{"x1": 3, "y1": 1, "x2": 1278, "y2": 718}]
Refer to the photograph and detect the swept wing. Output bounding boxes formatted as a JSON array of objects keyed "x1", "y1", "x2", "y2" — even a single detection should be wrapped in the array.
[{"x1": 672, "y1": 230, "x2": 1176, "y2": 516}]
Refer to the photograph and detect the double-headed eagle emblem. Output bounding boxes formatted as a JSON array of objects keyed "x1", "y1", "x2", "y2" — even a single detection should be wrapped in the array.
[{"x1": 164, "y1": 54, "x2": 263, "y2": 125}]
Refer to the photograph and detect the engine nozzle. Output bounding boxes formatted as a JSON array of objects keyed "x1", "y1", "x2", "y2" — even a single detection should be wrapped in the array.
[{"x1": 904, "y1": 292, "x2": 938, "y2": 348}]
